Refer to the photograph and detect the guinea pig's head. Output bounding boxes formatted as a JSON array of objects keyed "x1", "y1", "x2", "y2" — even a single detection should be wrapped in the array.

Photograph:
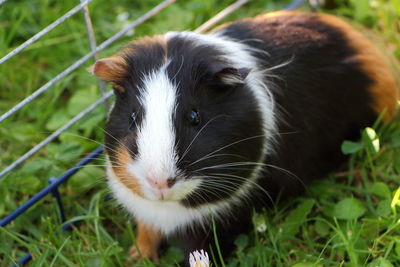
[{"x1": 92, "y1": 33, "x2": 271, "y2": 210}]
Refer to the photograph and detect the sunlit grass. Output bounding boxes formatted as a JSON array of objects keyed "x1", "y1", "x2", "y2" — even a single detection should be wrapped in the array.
[{"x1": 0, "y1": 0, "x2": 399, "y2": 266}]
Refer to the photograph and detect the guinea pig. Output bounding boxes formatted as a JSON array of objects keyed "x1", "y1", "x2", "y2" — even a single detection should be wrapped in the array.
[{"x1": 91, "y1": 11, "x2": 398, "y2": 263}]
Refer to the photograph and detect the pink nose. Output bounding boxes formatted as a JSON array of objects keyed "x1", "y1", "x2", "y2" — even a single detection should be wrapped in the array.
[
  {"x1": 147, "y1": 177, "x2": 167, "y2": 190},
  {"x1": 146, "y1": 177, "x2": 175, "y2": 190}
]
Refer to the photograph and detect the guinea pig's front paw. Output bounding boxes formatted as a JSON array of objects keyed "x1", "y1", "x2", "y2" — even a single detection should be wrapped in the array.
[
  {"x1": 128, "y1": 244, "x2": 159, "y2": 263},
  {"x1": 128, "y1": 220, "x2": 161, "y2": 263}
]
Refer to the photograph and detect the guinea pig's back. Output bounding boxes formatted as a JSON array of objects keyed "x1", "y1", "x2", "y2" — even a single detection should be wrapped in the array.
[{"x1": 216, "y1": 11, "x2": 398, "y2": 200}]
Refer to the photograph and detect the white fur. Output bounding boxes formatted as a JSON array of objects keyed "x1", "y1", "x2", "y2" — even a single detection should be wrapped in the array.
[
  {"x1": 133, "y1": 63, "x2": 178, "y2": 200},
  {"x1": 108, "y1": 166, "x2": 227, "y2": 235}
]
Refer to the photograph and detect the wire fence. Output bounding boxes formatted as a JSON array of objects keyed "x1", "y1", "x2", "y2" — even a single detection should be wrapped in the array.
[{"x1": 0, "y1": 0, "x2": 307, "y2": 265}]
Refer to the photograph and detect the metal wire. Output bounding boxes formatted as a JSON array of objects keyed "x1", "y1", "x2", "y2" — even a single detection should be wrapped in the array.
[
  {"x1": 195, "y1": 0, "x2": 249, "y2": 33},
  {"x1": 0, "y1": 0, "x2": 175, "y2": 178},
  {"x1": 285, "y1": 0, "x2": 307, "y2": 10},
  {"x1": 0, "y1": 0, "x2": 175, "y2": 123},
  {"x1": 11, "y1": 253, "x2": 32, "y2": 267},
  {"x1": 80, "y1": 0, "x2": 109, "y2": 111},
  {"x1": 0, "y1": 146, "x2": 104, "y2": 227},
  {"x1": 0, "y1": 0, "x2": 94, "y2": 65},
  {"x1": 0, "y1": 91, "x2": 112, "y2": 178}
]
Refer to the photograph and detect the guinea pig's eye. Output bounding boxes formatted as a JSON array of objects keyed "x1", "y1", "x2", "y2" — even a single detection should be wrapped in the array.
[
  {"x1": 129, "y1": 112, "x2": 137, "y2": 128},
  {"x1": 188, "y1": 109, "x2": 200, "y2": 126}
]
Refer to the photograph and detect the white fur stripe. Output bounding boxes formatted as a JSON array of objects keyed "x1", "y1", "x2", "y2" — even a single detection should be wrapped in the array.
[{"x1": 129, "y1": 63, "x2": 178, "y2": 199}]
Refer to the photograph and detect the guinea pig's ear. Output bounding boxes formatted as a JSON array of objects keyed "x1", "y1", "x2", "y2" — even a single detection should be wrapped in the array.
[
  {"x1": 210, "y1": 64, "x2": 251, "y2": 86},
  {"x1": 89, "y1": 57, "x2": 127, "y2": 90}
]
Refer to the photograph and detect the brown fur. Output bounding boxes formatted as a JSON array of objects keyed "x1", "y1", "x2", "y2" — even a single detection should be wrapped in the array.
[
  {"x1": 114, "y1": 147, "x2": 142, "y2": 196},
  {"x1": 130, "y1": 220, "x2": 162, "y2": 263},
  {"x1": 90, "y1": 57, "x2": 127, "y2": 91},
  {"x1": 128, "y1": 35, "x2": 168, "y2": 55},
  {"x1": 259, "y1": 11, "x2": 398, "y2": 121},
  {"x1": 91, "y1": 36, "x2": 168, "y2": 91},
  {"x1": 317, "y1": 12, "x2": 398, "y2": 121},
  {"x1": 91, "y1": 57, "x2": 126, "y2": 81},
  {"x1": 120, "y1": 35, "x2": 168, "y2": 64}
]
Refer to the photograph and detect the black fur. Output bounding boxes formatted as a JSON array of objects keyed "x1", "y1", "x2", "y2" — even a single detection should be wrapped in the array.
[
  {"x1": 165, "y1": 36, "x2": 264, "y2": 206},
  {"x1": 219, "y1": 13, "x2": 377, "y2": 200}
]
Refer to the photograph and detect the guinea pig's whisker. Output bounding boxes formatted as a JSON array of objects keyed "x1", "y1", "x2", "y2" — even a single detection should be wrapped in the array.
[
  {"x1": 194, "y1": 161, "x2": 273, "y2": 172},
  {"x1": 53, "y1": 132, "x2": 123, "y2": 157},
  {"x1": 204, "y1": 161, "x2": 305, "y2": 189},
  {"x1": 178, "y1": 115, "x2": 229, "y2": 164},
  {"x1": 187, "y1": 153, "x2": 247, "y2": 168},
  {"x1": 90, "y1": 156, "x2": 124, "y2": 166},
  {"x1": 194, "y1": 161, "x2": 300, "y2": 181},
  {"x1": 191, "y1": 171, "x2": 255, "y2": 200},
  {"x1": 205, "y1": 173, "x2": 273, "y2": 202},
  {"x1": 186, "y1": 131, "x2": 297, "y2": 167},
  {"x1": 260, "y1": 163, "x2": 305, "y2": 189},
  {"x1": 194, "y1": 174, "x2": 239, "y2": 189},
  {"x1": 170, "y1": 55, "x2": 185, "y2": 83},
  {"x1": 104, "y1": 156, "x2": 127, "y2": 165},
  {"x1": 201, "y1": 180, "x2": 242, "y2": 195},
  {"x1": 84, "y1": 164, "x2": 125, "y2": 169},
  {"x1": 192, "y1": 162, "x2": 260, "y2": 173},
  {"x1": 189, "y1": 190, "x2": 214, "y2": 206},
  {"x1": 210, "y1": 166, "x2": 255, "y2": 172},
  {"x1": 196, "y1": 178, "x2": 254, "y2": 206},
  {"x1": 100, "y1": 127, "x2": 136, "y2": 156},
  {"x1": 197, "y1": 185, "x2": 228, "y2": 202},
  {"x1": 272, "y1": 130, "x2": 299, "y2": 136},
  {"x1": 191, "y1": 174, "x2": 235, "y2": 193},
  {"x1": 115, "y1": 174, "x2": 141, "y2": 188},
  {"x1": 60, "y1": 133, "x2": 103, "y2": 146},
  {"x1": 188, "y1": 135, "x2": 267, "y2": 168}
]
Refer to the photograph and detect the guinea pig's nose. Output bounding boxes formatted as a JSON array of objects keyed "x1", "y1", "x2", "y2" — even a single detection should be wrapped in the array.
[{"x1": 146, "y1": 177, "x2": 176, "y2": 190}]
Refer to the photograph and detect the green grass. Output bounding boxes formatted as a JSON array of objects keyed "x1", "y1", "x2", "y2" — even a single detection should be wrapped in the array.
[{"x1": 0, "y1": 0, "x2": 399, "y2": 266}]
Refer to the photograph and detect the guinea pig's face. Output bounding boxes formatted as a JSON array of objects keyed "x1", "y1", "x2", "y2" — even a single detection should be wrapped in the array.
[{"x1": 94, "y1": 34, "x2": 265, "y2": 208}]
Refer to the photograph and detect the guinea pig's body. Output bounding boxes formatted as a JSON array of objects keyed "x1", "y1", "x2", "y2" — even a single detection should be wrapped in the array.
[{"x1": 92, "y1": 11, "x2": 398, "y2": 263}]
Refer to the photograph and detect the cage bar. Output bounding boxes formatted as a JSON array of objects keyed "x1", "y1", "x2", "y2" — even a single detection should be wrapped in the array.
[
  {"x1": 0, "y1": 146, "x2": 103, "y2": 227},
  {"x1": 0, "y1": 0, "x2": 176, "y2": 178},
  {"x1": 0, "y1": 0, "x2": 175, "y2": 123},
  {"x1": 0, "y1": 0, "x2": 94, "y2": 65},
  {"x1": 49, "y1": 177, "x2": 67, "y2": 223},
  {"x1": 195, "y1": 0, "x2": 249, "y2": 33},
  {"x1": 0, "y1": 92, "x2": 112, "y2": 178},
  {"x1": 285, "y1": 0, "x2": 307, "y2": 10},
  {"x1": 79, "y1": 0, "x2": 109, "y2": 111}
]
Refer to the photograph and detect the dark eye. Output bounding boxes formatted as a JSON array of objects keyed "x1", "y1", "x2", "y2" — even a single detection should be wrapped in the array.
[
  {"x1": 188, "y1": 109, "x2": 200, "y2": 126},
  {"x1": 129, "y1": 112, "x2": 137, "y2": 128}
]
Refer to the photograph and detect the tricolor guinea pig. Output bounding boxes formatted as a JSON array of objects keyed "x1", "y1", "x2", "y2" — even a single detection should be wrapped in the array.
[{"x1": 91, "y1": 11, "x2": 398, "y2": 263}]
